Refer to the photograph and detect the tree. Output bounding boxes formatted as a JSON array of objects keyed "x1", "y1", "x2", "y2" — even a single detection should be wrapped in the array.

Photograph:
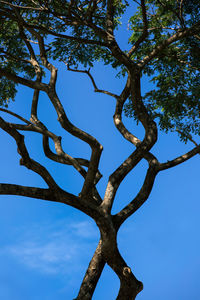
[{"x1": 0, "y1": 0, "x2": 200, "y2": 299}]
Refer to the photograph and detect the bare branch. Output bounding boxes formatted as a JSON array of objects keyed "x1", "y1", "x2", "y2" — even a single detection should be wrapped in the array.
[
  {"x1": 113, "y1": 166, "x2": 158, "y2": 227},
  {"x1": 0, "y1": 181, "x2": 100, "y2": 218},
  {"x1": 0, "y1": 116, "x2": 101, "y2": 214},
  {"x1": 0, "y1": 116, "x2": 58, "y2": 189},
  {"x1": 65, "y1": 62, "x2": 118, "y2": 98},
  {"x1": 113, "y1": 75, "x2": 141, "y2": 146},
  {"x1": 0, "y1": 184, "x2": 55, "y2": 201},
  {"x1": 30, "y1": 88, "x2": 41, "y2": 124},
  {"x1": 81, "y1": 142, "x2": 103, "y2": 196},
  {"x1": 0, "y1": 108, "x2": 31, "y2": 124},
  {"x1": 46, "y1": 84, "x2": 103, "y2": 197},
  {"x1": 0, "y1": 106, "x2": 102, "y2": 191},
  {"x1": 2, "y1": 119, "x2": 88, "y2": 179},
  {"x1": 101, "y1": 71, "x2": 158, "y2": 212},
  {"x1": 157, "y1": 145, "x2": 200, "y2": 171},
  {"x1": 42, "y1": 136, "x2": 103, "y2": 201},
  {"x1": 42, "y1": 136, "x2": 87, "y2": 168}
]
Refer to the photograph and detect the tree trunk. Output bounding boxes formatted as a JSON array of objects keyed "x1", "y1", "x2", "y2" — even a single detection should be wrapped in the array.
[
  {"x1": 99, "y1": 222, "x2": 143, "y2": 300},
  {"x1": 75, "y1": 240, "x2": 105, "y2": 300},
  {"x1": 116, "y1": 267, "x2": 143, "y2": 300}
]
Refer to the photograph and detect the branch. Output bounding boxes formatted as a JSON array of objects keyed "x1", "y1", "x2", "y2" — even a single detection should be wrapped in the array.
[
  {"x1": 0, "y1": 47, "x2": 31, "y2": 64},
  {"x1": 0, "y1": 183, "x2": 97, "y2": 216},
  {"x1": 0, "y1": 107, "x2": 102, "y2": 200},
  {"x1": 0, "y1": 184, "x2": 54, "y2": 201},
  {"x1": 128, "y1": 0, "x2": 148, "y2": 58},
  {"x1": 0, "y1": 119, "x2": 101, "y2": 215},
  {"x1": 0, "y1": 67, "x2": 47, "y2": 91},
  {"x1": 42, "y1": 136, "x2": 103, "y2": 202},
  {"x1": 157, "y1": 144, "x2": 200, "y2": 171},
  {"x1": 65, "y1": 63, "x2": 118, "y2": 98},
  {"x1": 113, "y1": 166, "x2": 158, "y2": 227},
  {"x1": 0, "y1": 1, "x2": 46, "y2": 11},
  {"x1": 42, "y1": 136, "x2": 87, "y2": 168},
  {"x1": 138, "y1": 21, "x2": 200, "y2": 68},
  {"x1": 0, "y1": 108, "x2": 31, "y2": 124},
  {"x1": 47, "y1": 90, "x2": 103, "y2": 194},
  {"x1": 18, "y1": 20, "x2": 57, "y2": 88},
  {"x1": 81, "y1": 142, "x2": 103, "y2": 196},
  {"x1": 112, "y1": 76, "x2": 158, "y2": 164},
  {"x1": 176, "y1": 129, "x2": 200, "y2": 148},
  {"x1": 2, "y1": 9, "x2": 104, "y2": 197},
  {"x1": 0, "y1": 116, "x2": 58, "y2": 189},
  {"x1": 106, "y1": 0, "x2": 114, "y2": 36},
  {"x1": 113, "y1": 75, "x2": 141, "y2": 146},
  {"x1": 101, "y1": 71, "x2": 158, "y2": 212},
  {"x1": 176, "y1": 58, "x2": 200, "y2": 72},
  {"x1": 25, "y1": 23, "x2": 107, "y2": 47},
  {"x1": 1, "y1": 113, "x2": 88, "y2": 179}
]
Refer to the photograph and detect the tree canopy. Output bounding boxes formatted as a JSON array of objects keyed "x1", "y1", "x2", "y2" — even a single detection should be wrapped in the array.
[
  {"x1": 0, "y1": 1, "x2": 200, "y2": 299},
  {"x1": 1, "y1": 0, "x2": 200, "y2": 139}
]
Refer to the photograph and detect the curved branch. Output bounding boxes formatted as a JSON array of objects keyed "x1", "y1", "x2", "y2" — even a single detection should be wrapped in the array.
[
  {"x1": 65, "y1": 63, "x2": 118, "y2": 99},
  {"x1": 0, "y1": 116, "x2": 58, "y2": 189},
  {"x1": 128, "y1": 0, "x2": 148, "y2": 58},
  {"x1": 0, "y1": 67, "x2": 48, "y2": 91},
  {"x1": 157, "y1": 144, "x2": 200, "y2": 171},
  {"x1": 138, "y1": 21, "x2": 200, "y2": 68},
  {"x1": 0, "y1": 108, "x2": 31, "y2": 124},
  {"x1": 112, "y1": 77, "x2": 158, "y2": 164},
  {"x1": 47, "y1": 90, "x2": 103, "y2": 195},
  {"x1": 5, "y1": 122, "x2": 88, "y2": 179},
  {"x1": 101, "y1": 71, "x2": 158, "y2": 212},
  {"x1": 113, "y1": 166, "x2": 158, "y2": 227},
  {"x1": 113, "y1": 75, "x2": 141, "y2": 146}
]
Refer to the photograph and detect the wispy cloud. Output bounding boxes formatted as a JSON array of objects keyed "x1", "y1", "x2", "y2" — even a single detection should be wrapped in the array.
[{"x1": 2, "y1": 219, "x2": 99, "y2": 275}]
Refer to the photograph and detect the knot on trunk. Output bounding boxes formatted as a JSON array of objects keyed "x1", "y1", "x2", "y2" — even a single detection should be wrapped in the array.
[{"x1": 123, "y1": 266, "x2": 131, "y2": 276}]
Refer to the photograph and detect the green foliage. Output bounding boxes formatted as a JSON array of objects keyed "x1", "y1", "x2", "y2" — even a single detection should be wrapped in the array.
[
  {"x1": 49, "y1": 0, "x2": 128, "y2": 68},
  {"x1": 124, "y1": 0, "x2": 200, "y2": 140},
  {"x1": 0, "y1": 0, "x2": 200, "y2": 141},
  {"x1": 0, "y1": 16, "x2": 36, "y2": 105},
  {"x1": 0, "y1": 77, "x2": 17, "y2": 107}
]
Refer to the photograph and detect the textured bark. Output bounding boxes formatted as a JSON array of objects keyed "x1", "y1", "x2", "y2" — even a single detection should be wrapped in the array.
[
  {"x1": 75, "y1": 240, "x2": 105, "y2": 300},
  {"x1": 1, "y1": 2, "x2": 200, "y2": 299},
  {"x1": 116, "y1": 274, "x2": 143, "y2": 300}
]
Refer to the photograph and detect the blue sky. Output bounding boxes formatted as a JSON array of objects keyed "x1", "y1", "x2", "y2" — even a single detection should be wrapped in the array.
[{"x1": 1, "y1": 4, "x2": 200, "y2": 300}]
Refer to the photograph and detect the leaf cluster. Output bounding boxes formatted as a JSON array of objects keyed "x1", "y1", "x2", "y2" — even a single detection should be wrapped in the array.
[
  {"x1": 125, "y1": 0, "x2": 200, "y2": 140},
  {"x1": 0, "y1": 0, "x2": 200, "y2": 141}
]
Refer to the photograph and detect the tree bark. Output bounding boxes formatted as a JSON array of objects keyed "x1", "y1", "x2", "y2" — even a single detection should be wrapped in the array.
[
  {"x1": 116, "y1": 267, "x2": 143, "y2": 300},
  {"x1": 75, "y1": 240, "x2": 105, "y2": 300},
  {"x1": 98, "y1": 217, "x2": 143, "y2": 300}
]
